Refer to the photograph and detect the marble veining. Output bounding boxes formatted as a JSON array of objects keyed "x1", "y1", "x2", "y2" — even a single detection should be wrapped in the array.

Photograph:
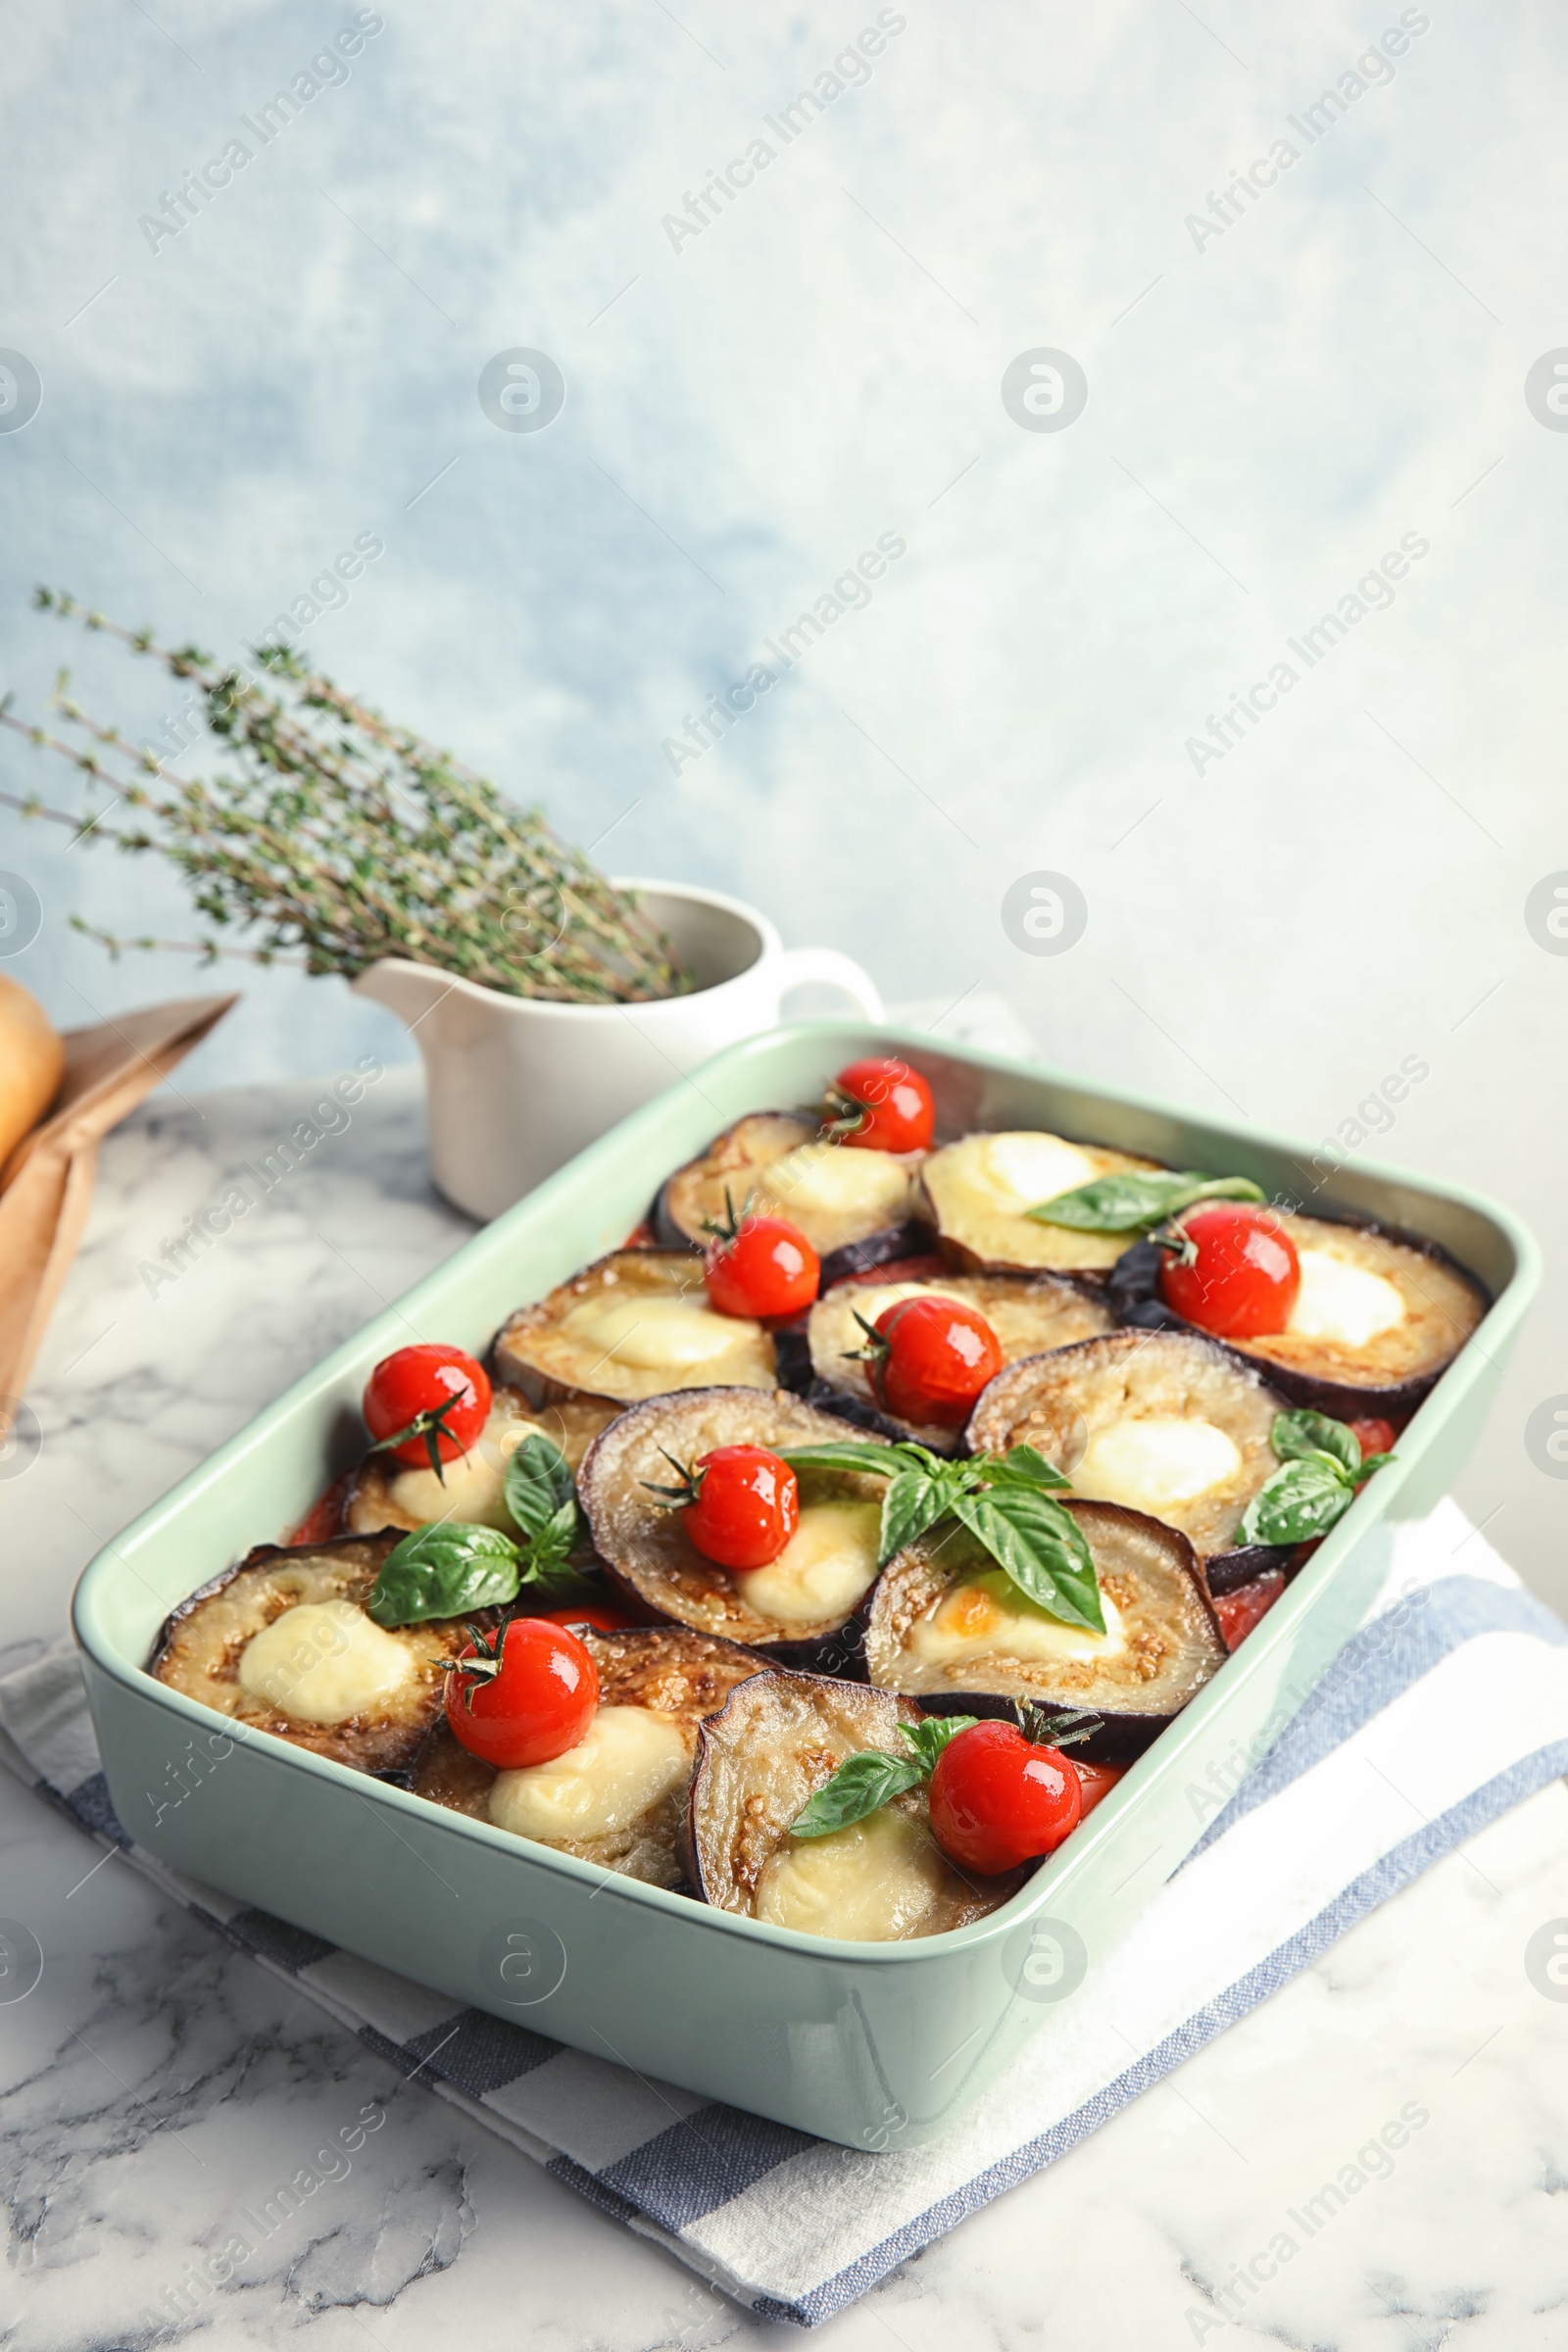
[{"x1": 2, "y1": 1042, "x2": 1566, "y2": 2351}]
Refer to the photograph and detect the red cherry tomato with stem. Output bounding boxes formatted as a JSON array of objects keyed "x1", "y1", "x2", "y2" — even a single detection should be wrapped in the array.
[
  {"x1": 364, "y1": 1344, "x2": 491, "y2": 1471},
  {"x1": 704, "y1": 1205, "x2": 819, "y2": 1320},
  {"x1": 828, "y1": 1057, "x2": 935, "y2": 1153},
  {"x1": 653, "y1": 1445, "x2": 799, "y2": 1572},
  {"x1": 539, "y1": 1603, "x2": 637, "y2": 1634},
  {"x1": 927, "y1": 1719, "x2": 1084, "y2": 1875},
  {"x1": 1158, "y1": 1204, "x2": 1300, "y2": 1340},
  {"x1": 859, "y1": 1294, "x2": 1004, "y2": 1428},
  {"x1": 445, "y1": 1617, "x2": 598, "y2": 1769}
]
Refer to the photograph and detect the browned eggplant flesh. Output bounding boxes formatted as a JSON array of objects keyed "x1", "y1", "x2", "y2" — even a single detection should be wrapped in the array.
[
  {"x1": 967, "y1": 1329, "x2": 1290, "y2": 1570},
  {"x1": 861, "y1": 1499, "x2": 1224, "y2": 1757},
  {"x1": 411, "y1": 1625, "x2": 761, "y2": 1888},
  {"x1": 685, "y1": 1670, "x2": 1026, "y2": 1937},
  {"x1": 920, "y1": 1130, "x2": 1166, "y2": 1275},
  {"x1": 149, "y1": 1535, "x2": 475, "y2": 1774},
  {"x1": 578, "y1": 1387, "x2": 891, "y2": 1662},
  {"x1": 804, "y1": 1269, "x2": 1112, "y2": 1449},
  {"x1": 655, "y1": 1110, "x2": 928, "y2": 1277},
  {"x1": 1109, "y1": 1212, "x2": 1486, "y2": 1417},
  {"x1": 493, "y1": 1249, "x2": 775, "y2": 1406}
]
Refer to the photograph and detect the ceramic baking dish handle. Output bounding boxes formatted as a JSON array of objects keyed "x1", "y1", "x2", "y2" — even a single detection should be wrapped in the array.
[{"x1": 774, "y1": 946, "x2": 885, "y2": 1021}]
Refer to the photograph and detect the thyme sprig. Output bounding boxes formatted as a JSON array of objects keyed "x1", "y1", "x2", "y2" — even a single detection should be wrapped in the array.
[{"x1": 0, "y1": 590, "x2": 692, "y2": 1004}]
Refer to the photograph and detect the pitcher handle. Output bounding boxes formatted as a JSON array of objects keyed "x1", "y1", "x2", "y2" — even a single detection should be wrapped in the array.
[{"x1": 774, "y1": 946, "x2": 885, "y2": 1021}]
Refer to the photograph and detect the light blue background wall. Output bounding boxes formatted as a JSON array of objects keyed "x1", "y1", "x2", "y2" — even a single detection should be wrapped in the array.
[{"x1": 3, "y1": 0, "x2": 1566, "y2": 1591}]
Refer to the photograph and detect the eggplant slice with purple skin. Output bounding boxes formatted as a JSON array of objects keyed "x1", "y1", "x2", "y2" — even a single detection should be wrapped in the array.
[
  {"x1": 344, "y1": 1383, "x2": 617, "y2": 1537},
  {"x1": 860, "y1": 1499, "x2": 1225, "y2": 1761},
  {"x1": 1108, "y1": 1210, "x2": 1487, "y2": 1420},
  {"x1": 684, "y1": 1670, "x2": 1028, "y2": 1937},
  {"x1": 411, "y1": 1625, "x2": 761, "y2": 1889},
  {"x1": 966, "y1": 1328, "x2": 1293, "y2": 1587},
  {"x1": 919, "y1": 1129, "x2": 1167, "y2": 1277},
  {"x1": 801, "y1": 1269, "x2": 1113, "y2": 1451},
  {"x1": 149, "y1": 1534, "x2": 479, "y2": 1776},
  {"x1": 654, "y1": 1110, "x2": 930, "y2": 1285},
  {"x1": 493, "y1": 1249, "x2": 776, "y2": 1409},
  {"x1": 577, "y1": 1388, "x2": 893, "y2": 1669}
]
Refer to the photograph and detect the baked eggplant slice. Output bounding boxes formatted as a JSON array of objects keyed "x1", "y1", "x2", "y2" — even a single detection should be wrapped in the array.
[
  {"x1": 654, "y1": 1111, "x2": 928, "y2": 1281},
  {"x1": 410, "y1": 1625, "x2": 760, "y2": 1889},
  {"x1": 861, "y1": 1500, "x2": 1224, "y2": 1759},
  {"x1": 1108, "y1": 1213, "x2": 1487, "y2": 1418},
  {"x1": 494, "y1": 1249, "x2": 775, "y2": 1407},
  {"x1": 802, "y1": 1270, "x2": 1112, "y2": 1450},
  {"x1": 965, "y1": 1329, "x2": 1291, "y2": 1577},
  {"x1": 578, "y1": 1388, "x2": 892, "y2": 1667},
  {"x1": 685, "y1": 1671, "x2": 1026, "y2": 1937},
  {"x1": 920, "y1": 1130, "x2": 1167, "y2": 1275},
  {"x1": 149, "y1": 1534, "x2": 475, "y2": 1775},
  {"x1": 344, "y1": 1384, "x2": 617, "y2": 1536}
]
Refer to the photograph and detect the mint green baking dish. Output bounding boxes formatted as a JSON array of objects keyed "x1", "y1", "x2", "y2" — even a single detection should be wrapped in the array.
[{"x1": 72, "y1": 1023, "x2": 1538, "y2": 2150}]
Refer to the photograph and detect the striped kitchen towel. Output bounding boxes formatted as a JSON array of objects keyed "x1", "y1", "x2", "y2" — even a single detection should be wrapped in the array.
[{"x1": 2, "y1": 1496, "x2": 1565, "y2": 2328}]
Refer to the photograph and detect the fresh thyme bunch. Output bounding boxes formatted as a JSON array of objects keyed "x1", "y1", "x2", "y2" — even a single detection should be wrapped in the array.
[{"x1": 0, "y1": 590, "x2": 691, "y2": 1005}]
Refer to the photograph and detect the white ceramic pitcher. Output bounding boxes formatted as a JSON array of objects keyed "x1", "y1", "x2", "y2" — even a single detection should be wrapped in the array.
[{"x1": 352, "y1": 877, "x2": 883, "y2": 1220}]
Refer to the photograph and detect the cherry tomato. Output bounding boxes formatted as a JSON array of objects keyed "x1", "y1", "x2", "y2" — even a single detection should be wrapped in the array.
[
  {"x1": 683, "y1": 1446, "x2": 799, "y2": 1571},
  {"x1": 927, "y1": 1719, "x2": 1084, "y2": 1875},
  {"x1": 829, "y1": 1057, "x2": 935, "y2": 1153},
  {"x1": 364, "y1": 1344, "x2": 491, "y2": 1469},
  {"x1": 1348, "y1": 1416, "x2": 1396, "y2": 1472},
  {"x1": 706, "y1": 1212, "x2": 820, "y2": 1319},
  {"x1": 1211, "y1": 1570, "x2": 1286, "y2": 1652},
  {"x1": 865, "y1": 1294, "x2": 1004, "y2": 1428},
  {"x1": 1074, "y1": 1759, "x2": 1127, "y2": 1820},
  {"x1": 445, "y1": 1617, "x2": 599, "y2": 1769},
  {"x1": 539, "y1": 1603, "x2": 636, "y2": 1634},
  {"x1": 1158, "y1": 1204, "x2": 1300, "y2": 1339}
]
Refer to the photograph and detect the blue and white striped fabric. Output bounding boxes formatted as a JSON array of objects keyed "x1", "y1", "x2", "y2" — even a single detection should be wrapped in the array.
[{"x1": 5, "y1": 1498, "x2": 1565, "y2": 2328}]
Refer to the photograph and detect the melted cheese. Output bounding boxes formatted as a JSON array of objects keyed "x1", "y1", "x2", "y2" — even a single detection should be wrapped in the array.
[
  {"x1": 840, "y1": 1280, "x2": 963, "y2": 1327},
  {"x1": 1288, "y1": 1250, "x2": 1406, "y2": 1348},
  {"x1": 388, "y1": 1404, "x2": 527, "y2": 1529},
  {"x1": 560, "y1": 1293, "x2": 760, "y2": 1369},
  {"x1": 970, "y1": 1132, "x2": 1097, "y2": 1212},
  {"x1": 763, "y1": 1142, "x2": 911, "y2": 1221},
  {"x1": 237, "y1": 1600, "x2": 415, "y2": 1723},
  {"x1": 910, "y1": 1569, "x2": 1126, "y2": 1667},
  {"x1": 1071, "y1": 1416, "x2": 1242, "y2": 1512},
  {"x1": 741, "y1": 1501, "x2": 883, "y2": 1624},
  {"x1": 756, "y1": 1805, "x2": 950, "y2": 1939},
  {"x1": 486, "y1": 1705, "x2": 689, "y2": 1840}
]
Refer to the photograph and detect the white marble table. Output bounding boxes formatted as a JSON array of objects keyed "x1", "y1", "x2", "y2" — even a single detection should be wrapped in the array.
[{"x1": 3, "y1": 1062, "x2": 1567, "y2": 2352}]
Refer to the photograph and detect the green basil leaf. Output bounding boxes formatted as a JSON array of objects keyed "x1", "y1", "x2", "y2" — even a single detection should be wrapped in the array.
[
  {"x1": 879, "y1": 1469, "x2": 959, "y2": 1566},
  {"x1": 1355, "y1": 1451, "x2": 1396, "y2": 1479},
  {"x1": 976, "y1": 1444, "x2": 1072, "y2": 1492},
  {"x1": 1271, "y1": 1409, "x2": 1360, "y2": 1476},
  {"x1": 367, "y1": 1522, "x2": 520, "y2": 1627},
  {"x1": 790, "y1": 1749, "x2": 924, "y2": 1838},
  {"x1": 1024, "y1": 1169, "x2": 1264, "y2": 1233},
  {"x1": 515, "y1": 1496, "x2": 580, "y2": 1585},
  {"x1": 504, "y1": 1434, "x2": 576, "y2": 1541},
  {"x1": 777, "y1": 1441, "x2": 900, "y2": 1481},
  {"x1": 1238, "y1": 1456, "x2": 1355, "y2": 1547},
  {"x1": 898, "y1": 1714, "x2": 979, "y2": 1776},
  {"x1": 950, "y1": 1487, "x2": 1105, "y2": 1634}
]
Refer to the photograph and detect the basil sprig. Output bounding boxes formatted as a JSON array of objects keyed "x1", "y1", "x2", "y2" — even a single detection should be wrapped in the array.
[
  {"x1": 1237, "y1": 1410, "x2": 1395, "y2": 1548},
  {"x1": 791, "y1": 1706, "x2": 1098, "y2": 1839},
  {"x1": 778, "y1": 1440, "x2": 1102, "y2": 1633},
  {"x1": 368, "y1": 1435, "x2": 592, "y2": 1625},
  {"x1": 1025, "y1": 1169, "x2": 1264, "y2": 1233}
]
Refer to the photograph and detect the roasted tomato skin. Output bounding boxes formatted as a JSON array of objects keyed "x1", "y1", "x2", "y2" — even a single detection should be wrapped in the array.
[
  {"x1": 445, "y1": 1618, "x2": 599, "y2": 1769},
  {"x1": 684, "y1": 1446, "x2": 800, "y2": 1572},
  {"x1": 1348, "y1": 1416, "x2": 1397, "y2": 1470},
  {"x1": 927, "y1": 1719, "x2": 1084, "y2": 1873},
  {"x1": 869, "y1": 1294, "x2": 1004, "y2": 1428},
  {"x1": 832, "y1": 1057, "x2": 935, "y2": 1153},
  {"x1": 539, "y1": 1603, "x2": 636, "y2": 1634},
  {"x1": 1158, "y1": 1205, "x2": 1300, "y2": 1339},
  {"x1": 705, "y1": 1213, "x2": 820, "y2": 1319},
  {"x1": 363, "y1": 1344, "x2": 492, "y2": 1467}
]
